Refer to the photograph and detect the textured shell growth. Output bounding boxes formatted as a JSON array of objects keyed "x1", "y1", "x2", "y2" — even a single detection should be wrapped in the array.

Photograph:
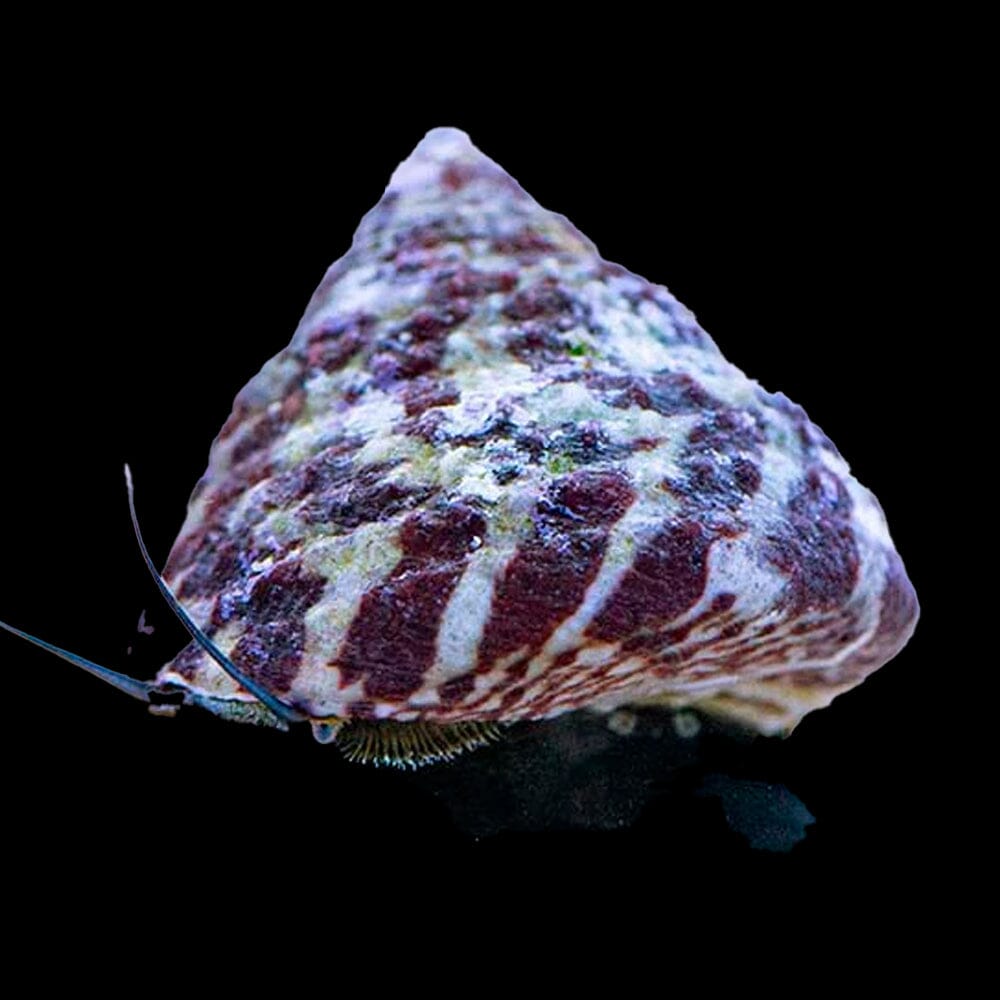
[{"x1": 156, "y1": 127, "x2": 918, "y2": 741}]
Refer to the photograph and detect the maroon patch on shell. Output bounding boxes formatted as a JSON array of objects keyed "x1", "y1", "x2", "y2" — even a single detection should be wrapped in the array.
[
  {"x1": 398, "y1": 377, "x2": 461, "y2": 418},
  {"x1": 335, "y1": 504, "x2": 487, "y2": 703},
  {"x1": 370, "y1": 302, "x2": 470, "y2": 385},
  {"x1": 335, "y1": 566, "x2": 459, "y2": 701},
  {"x1": 438, "y1": 673, "x2": 475, "y2": 704},
  {"x1": 666, "y1": 408, "x2": 766, "y2": 535},
  {"x1": 177, "y1": 466, "x2": 290, "y2": 597},
  {"x1": 163, "y1": 524, "x2": 210, "y2": 584},
  {"x1": 476, "y1": 470, "x2": 635, "y2": 671},
  {"x1": 171, "y1": 450, "x2": 388, "y2": 611},
  {"x1": 388, "y1": 220, "x2": 450, "y2": 257},
  {"x1": 440, "y1": 161, "x2": 477, "y2": 191},
  {"x1": 300, "y1": 466, "x2": 438, "y2": 530},
  {"x1": 584, "y1": 371, "x2": 721, "y2": 417},
  {"x1": 499, "y1": 684, "x2": 529, "y2": 711},
  {"x1": 259, "y1": 437, "x2": 367, "y2": 508},
  {"x1": 177, "y1": 538, "x2": 244, "y2": 601},
  {"x1": 398, "y1": 503, "x2": 485, "y2": 561},
  {"x1": 230, "y1": 622, "x2": 307, "y2": 695},
  {"x1": 552, "y1": 422, "x2": 639, "y2": 464},
  {"x1": 764, "y1": 466, "x2": 860, "y2": 614},
  {"x1": 587, "y1": 521, "x2": 713, "y2": 642},
  {"x1": 407, "y1": 306, "x2": 471, "y2": 342},
  {"x1": 501, "y1": 278, "x2": 583, "y2": 369},
  {"x1": 201, "y1": 456, "x2": 273, "y2": 528},
  {"x1": 230, "y1": 411, "x2": 285, "y2": 466},
  {"x1": 428, "y1": 266, "x2": 516, "y2": 303},
  {"x1": 491, "y1": 227, "x2": 558, "y2": 257},
  {"x1": 401, "y1": 407, "x2": 451, "y2": 444},
  {"x1": 502, "y1": 279, "x2": 575, "y2": 324},
  {"x1": 505, "y1": 326, "x2": 569, "y2": 369},
  {"x1": 304, "y1": 314, "x2": 375, "y2": 374},
  {"x1": 227, "y1": 560, "x2": 327, "y2": 694}
]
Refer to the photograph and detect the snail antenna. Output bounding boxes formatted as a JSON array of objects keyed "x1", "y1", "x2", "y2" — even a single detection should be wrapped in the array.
[
  {"x1": 0, "y1": 618, "x2": 154, "y2": 703},
  {"x1": 124, "y1": 464, "x2": 304, "y2": 726}
]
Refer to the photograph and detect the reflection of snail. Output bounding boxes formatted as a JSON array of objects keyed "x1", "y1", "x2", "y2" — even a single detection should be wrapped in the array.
[{"x1": 0, "y1": 128, "x2": 918, "y2": 768}]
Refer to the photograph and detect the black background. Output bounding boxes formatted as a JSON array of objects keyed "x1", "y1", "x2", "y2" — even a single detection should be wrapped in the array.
[{"x1": 2, "y1": 40, "x2": 957, "y2": 914}]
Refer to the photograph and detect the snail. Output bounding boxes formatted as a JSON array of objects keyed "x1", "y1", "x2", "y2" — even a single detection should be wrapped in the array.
[{"x1": 1, "y1": 127, "x2": 919, "y2": 767}]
